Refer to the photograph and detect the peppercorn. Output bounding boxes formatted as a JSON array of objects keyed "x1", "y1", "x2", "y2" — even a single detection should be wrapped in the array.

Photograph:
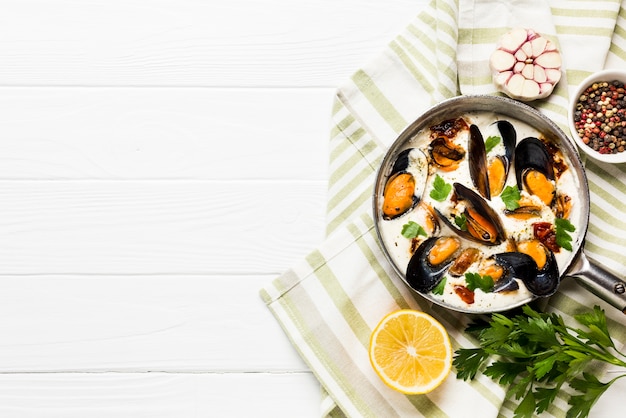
[{"x1": 574, "y1": 79, "x2": 626, "y2": 154}]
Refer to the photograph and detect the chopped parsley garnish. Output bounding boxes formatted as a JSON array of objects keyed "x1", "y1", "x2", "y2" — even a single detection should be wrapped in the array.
[
  {"x1": 430, "y1": 174, "x2": 452, "y2": 202},
  {"x1": 401, "y1": 221, "x2": 427, "y2": 239},
  {"x1": 555, "y1": 217, "x2": 576, "y2": 251},
  {"x1": 464, "y1": 272, "x2": 494, "y2": 293},
  {"x1": 432, "y1": 277, "x2": 447, "y2": 295},
  {"x1": 501, "y1": 185, "x2": 521, "y2": 211},
  {"x1": 454, "y1": 213, "x2": 468, "y2": 231},
  {"x1": 485, "y1": 135, "x2": 501, "y2": 153}
]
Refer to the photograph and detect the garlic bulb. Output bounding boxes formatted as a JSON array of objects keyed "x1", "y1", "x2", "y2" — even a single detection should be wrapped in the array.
[{"x1": 489, "y1": 28, "x2": 562, "y2": 102}]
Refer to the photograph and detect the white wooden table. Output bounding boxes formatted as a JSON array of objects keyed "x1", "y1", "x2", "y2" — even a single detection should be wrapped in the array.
[{"x1": 1, "y1": 1, "x2": 624, "y2": 416}]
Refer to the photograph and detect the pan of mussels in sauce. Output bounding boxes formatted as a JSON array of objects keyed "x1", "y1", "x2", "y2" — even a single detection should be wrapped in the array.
[{"x1": 373, "y1": 95, "x2": 626, "y2": 314}]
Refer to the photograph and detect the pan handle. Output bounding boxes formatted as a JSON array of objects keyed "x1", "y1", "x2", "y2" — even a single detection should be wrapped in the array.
[{"x1": 567, "y1": 252, "x2": 626, "y2": 314}]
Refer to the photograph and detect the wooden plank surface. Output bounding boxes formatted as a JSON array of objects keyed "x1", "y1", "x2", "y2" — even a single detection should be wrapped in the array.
[
  {"x1": 1, "y1": 0, "x2": 625, "y2": 415},
  {"x1": 0, "y1": 88, "x2": 332, "y2": 180},
  {"x1": 0, "y1": 0, "x2": 426, "y2": 415},
  {"x1": 0, "y1": 0, "x2": 421, "y2": 87}
]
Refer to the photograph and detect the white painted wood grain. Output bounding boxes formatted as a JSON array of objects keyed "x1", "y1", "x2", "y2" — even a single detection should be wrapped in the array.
[
  {"x1": 0, "y1": 275, "x2": 307, "y2": 371},
  {"x1": 0, "y1": 372, "x2": 320, "y2": 417},
  {"x1": 0, "y1": 180, "x2": 326, "y2": 274},
  {"x1": 0, "y1": 88, "x2": 333, "y2": 180},
  {"x1": 0, "y1": 0, "x2": 421, "y2": 87}
]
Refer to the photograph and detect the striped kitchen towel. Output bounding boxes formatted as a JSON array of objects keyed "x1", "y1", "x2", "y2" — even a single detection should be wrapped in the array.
[{"x1": 260, "y1": 0, "x2": 626, "y2": 417}]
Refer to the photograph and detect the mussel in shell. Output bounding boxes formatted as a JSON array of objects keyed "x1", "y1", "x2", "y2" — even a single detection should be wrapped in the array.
[
  {"x1": 515, "y1": 137, "x2": 556, "y2": 206},
  {"x1": 382, "y1": 149, "x2": 425, "y2": 220},
  {"x1": 491, "y1": 252, "x2": 537, "y2": 293},
  {"x1": 406, "y1": 236, "x2": 460, "y2": 293},
  {"x1": 429, "y1": 137, "x2": 466, "y2": 171},
  {"x1": 488, "y1": 120, "x2": 516, "y2": 197},
  {"x1": 382, "y1": 172, "x2": 417, "y2": 220},
  {"x1": 504, "y1": 196, "x2": 543, "y2": 220},
  {"x1": 468, "y1": 124, "x2": 490, "y2": 200},
  {"x1": 516, "y1": 239, "x2": 560, "y2": 296},
  {"x1": 448, "y1": 247, "x2": 481, "y2": 277},
  {"x1": 490, "y1": 246, "x2": 559, "y2": 297},
  {"x1": 438, "y1": 183, "x2": 506, "y2": 246},
  {"x1": 468, "y1": 121, "x2": 516, "y2": 200}
]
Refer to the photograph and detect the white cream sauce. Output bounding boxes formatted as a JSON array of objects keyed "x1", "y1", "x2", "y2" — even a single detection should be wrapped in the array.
[{"x1": 379, "y1": 111, "x2": 583, "y2": 312}]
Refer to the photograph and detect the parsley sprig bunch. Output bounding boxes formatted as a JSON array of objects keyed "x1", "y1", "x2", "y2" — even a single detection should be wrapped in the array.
[{"x1": 454, "y1": 304, "x2": 626, "y2": 418}]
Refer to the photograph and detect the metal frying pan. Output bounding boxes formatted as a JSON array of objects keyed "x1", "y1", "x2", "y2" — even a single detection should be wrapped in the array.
[{"x1": 373, "y1": 95, "x2": 626, "y2": 314}]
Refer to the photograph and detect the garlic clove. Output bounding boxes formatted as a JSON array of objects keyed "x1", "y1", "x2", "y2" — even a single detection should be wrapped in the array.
[
  {"x1": 490, "y1": 28, "x2": 562, "y2": 101},
  {"x1": 490, "y1": 49, "x2": 516, "y2": 72},
  {"x1": 499, "y1": 27, "x2": 528, "y2": 52},
  {"x1": 534, "y1": 65, "x2": 547, "y2": 83},
  {"x1": 520, "y1": 41, "x2": 533, "y2": 59},
  {"x1": 534, "y1": 51, "x2": 562, "y2": 69},
  {"x1": 530, "y1": 37, "x2": 547, "y2": 57}
]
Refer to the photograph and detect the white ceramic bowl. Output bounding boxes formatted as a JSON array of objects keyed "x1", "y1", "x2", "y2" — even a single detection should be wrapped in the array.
[{"x1": 568, "y1": 69, "x2": 626, "y2": 164}]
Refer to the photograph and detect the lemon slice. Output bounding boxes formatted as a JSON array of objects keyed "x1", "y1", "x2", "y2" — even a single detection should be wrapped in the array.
[{"x1": 368, "y1": 310, "x2": 452, "y2": 394}]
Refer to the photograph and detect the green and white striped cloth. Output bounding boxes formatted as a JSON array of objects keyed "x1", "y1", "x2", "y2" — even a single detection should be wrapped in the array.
[{"x1": 260, "y1": 1, "x2": 626, "y2": 416}]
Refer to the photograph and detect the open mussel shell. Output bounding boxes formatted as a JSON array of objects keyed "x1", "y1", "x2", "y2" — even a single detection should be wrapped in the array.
[
  {"x1": 495, "y1": 120, "x2": 516, "y2": 164},
  {"x1": 438, "y1": 183, "x2": 506, "y2": 246},
  {"x1": 515, "y1": 137, "x2": 556, "y2": 205},
  {"x1": 489, "y1": 120, "x2": 516, "y2": 196},
  {"x1": 468, "y1": 124, "x2": 490, "y2": 200},
  {"x1": 492, "y1": 252, "x2": 535, "y2": 292},
  {"x1": 406, "y1": 236, "x2": 459, "y2": 293},
  {"x1": 492, "y1": 250, "x2": 560, "y2": 297},
  {"x1": 525, "y1": 250, "x2": 560, "y2": 296},
  {"x1": 381, "y1": 148, "x2": 427, "y2": 220},
  {"x1": 468, "y1": 121, "x2": 517, "y2": 199}
]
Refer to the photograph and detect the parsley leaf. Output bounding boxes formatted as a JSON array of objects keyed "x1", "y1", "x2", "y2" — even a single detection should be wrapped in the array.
[
  {"x1": 429, "y1": 174, "x2": 452, "y2": 202},
  {"x1": 555, "y1": 217, "x2": 576, "y2": 251},
  {"x1": 453, "y1": 348, "x2": 490, "y2": 380},
  {"x1": 453, "y1": 305, "x2": 626, "y2": 418},
  {"x1": 485, "y1": 135, "x2": 501, "y2": 153},
  {"x1": 431, "y1": 276, "x2": 447, "y2": 295},
  {"x1": 573, "y1": 305, "x2": 615, "y2": 349},
  {"x1": 401, "y1": 221, "x2": 427, "y2": 239},
  {"x1": 454, "y1": 213, "x2": 468, "y2": 231},
  {"x1": 568, "y1": 373, "x2": 613, "y2": 418},
  {"x1": 501, "y1": 185, "x2": 521, "y2": 211},
  {"x1": 464, "y1": 272, "x2": 494, "y2": 293}
]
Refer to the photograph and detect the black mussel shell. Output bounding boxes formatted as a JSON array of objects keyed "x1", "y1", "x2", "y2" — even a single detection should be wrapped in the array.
[
  {"x1": 448, "y1": 183, "x2": 506, "y2": 246},
  {"x1": 525, "y1": 250, "x2": 560, "y2": 297},
  {"x1": 493, "y1": 251, "x2": 560, "y2": 297},
  {"x1": 515, "y1": 137, "x2": 554, "y2": 191},
  {"x1": 390, "y1": 148, "x2": 413, "y2": 177},
  {"x1": 406, "y1": 237, "x2": 454, "y2": 293},
  {"x1": 492, "y1": 252, "x2": 537, "y2": 293},
  {"x1": 469, "y1": 124, "x2": 490, "y2": 200},
  {"x1": 495, "y1": 120, "x2": 516, "y2": 166}
]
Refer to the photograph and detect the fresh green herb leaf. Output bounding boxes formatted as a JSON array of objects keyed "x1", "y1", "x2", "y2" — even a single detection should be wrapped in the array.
[
  {"x1": 573, "y1": 305, "x2": 615, "y2": 349},
  {"x1": 501, "y1": 185, "x2": 521, "y2": 211},
  {"x1": 401, "y1": 221, "x2": 427, "y2": 239},
  {"x1": 429, "y1": 174, "x2": 452, "y2": 202},
  {"x1": 535, "y1": 386, "x2": 561, "y2": 415},
  {"x1": 484, "y1": 361, "x2": 526, "y2": 385},
  {"x1": 453, "y1": 348, "x2": 490, "y2": 380},
  {"x1": 514, "y1": 388, "x2": 536, "y2": 418},
  {"x1": 453, "y1": 305, "x2": 626, "y2": 418},
  {"x1": 485, "y1": 135, "x2": 501, "y2": 153},
  {"x1": 464, "y1": 272, "x2": 494, "y2": 293},
  {"x1": 568, "y1": 372, "x2": 613, "y2": 418},
  {"x1": 454, "y1": 213, "x2": 468, "y2": 231},
  {"x1": 555, "y1": 217, "x2": 576, "y2": 251},
  {"x1": 431, "y1": 276, "x2": 447, "y2": 295}
]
